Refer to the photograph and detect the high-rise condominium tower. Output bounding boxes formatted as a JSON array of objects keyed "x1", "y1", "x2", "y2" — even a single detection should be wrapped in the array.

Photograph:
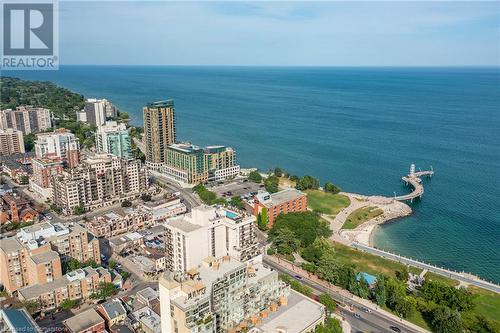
[{"x1": 143, "y1": 100, "x2": 176, "y2": 168}]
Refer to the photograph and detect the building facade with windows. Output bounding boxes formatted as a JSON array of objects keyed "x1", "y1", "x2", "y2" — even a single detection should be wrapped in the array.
[
  {"x1": 164, "y1": 206, "x2": 260, "y2": 274},
  {"x1": 161, "y1": 143, "x2": 240, "y2": 184},
  {"x1": 95, "y1": 121, "x2": 132, "y2": 159},
  {"x1": 143, "y1": 100, "x2": 176, "y2": 169},
  {"x1": 34, "y1": 129, "x2": 80, "y2": 167},
  {"x1": 0, "y1": 129, "x2": 25, "y2": 155},
  {"x1": 17, "y1": 266, "x2": 111, "y2": 311},
  {"x1": 159, "y1": 256, "x2": 297, "y2": 333},
  {"x1": 0, "y1": 106, "x2": 51, "y2": 134},
  {"x1": 51, "y1": 153, "x2": 148, "y2": 214},
  {"x1": 253, "y1": 189, "x2": 307, "y2": 228}
]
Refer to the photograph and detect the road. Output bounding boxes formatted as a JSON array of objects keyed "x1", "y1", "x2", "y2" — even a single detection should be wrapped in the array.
[
  {"x1": 263, "y1": 257, "x2": 426, "y2": 333},
  {"x1": 352, "y1": 243, "x2": 500, "y2": 294},
  {"x1": 148, "y1": 171, "x2": 201, "y2": 209}
]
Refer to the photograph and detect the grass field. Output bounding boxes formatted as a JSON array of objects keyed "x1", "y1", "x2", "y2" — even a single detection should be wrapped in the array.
[
  {"x1": 424, "y1": 271, "x2": 460, "y2": 287},
  {"x1": 342, "y1": 206, "x2": 383, "y2": 229},
  {"x1": 331, "y1": 241, "x2": 422, "y2": 278},
  {"x1": 468, "y1": 286, "x2": 500, "y2": 330},
  {"x1": 306, "y1": 190, "x2": 350, "y2": 216}
]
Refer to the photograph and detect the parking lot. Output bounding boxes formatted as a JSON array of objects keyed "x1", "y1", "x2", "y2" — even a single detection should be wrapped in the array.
[{"x1": 210, "y1": 179, "x2": 264, "y2": 199}]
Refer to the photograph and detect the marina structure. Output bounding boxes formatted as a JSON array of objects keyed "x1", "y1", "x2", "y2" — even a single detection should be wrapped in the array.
[{"x1": 394, "y1": 164, "x2": 434, "y2": 202}]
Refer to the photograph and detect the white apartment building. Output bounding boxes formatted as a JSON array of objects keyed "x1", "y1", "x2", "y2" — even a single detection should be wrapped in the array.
[
  {"x1": 159, "y1": 256, "x2": 325, "y2": 333},
  {"x1": 80, "y1": 98, "x2": 116, "y2": 126},
  {"x1": 0, "y1": 106, "x2": 51, "y2": 134},
  {"x1": 34, "y1": 129, "x2": 80, "y2": 167},
  {"x1": 164, "y1": 206, "x2": 260, "y2": 274}
]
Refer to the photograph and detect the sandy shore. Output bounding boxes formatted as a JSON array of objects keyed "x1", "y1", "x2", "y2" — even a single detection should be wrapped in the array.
[{"x1": 328, "y1": 192, "x2": 412, "y2": 246}]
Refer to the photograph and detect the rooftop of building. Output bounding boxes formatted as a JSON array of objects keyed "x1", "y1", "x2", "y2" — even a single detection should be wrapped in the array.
[
  {"x1": 256, "y1": 188, "x2": 306, "y2": 208},
  {"x1": 100, "y1": 299, "x2": 127, "y2": 320},
  {"x1": 30, "y1": 250, "x2": 59, "y2": 264},
  {"x1": 0, "y1": 308, "x2": 41, "y2": 333},
  {"x1": 167, "y1": 205, "x2": 253, "y2": 233},
  {"x1": 0, "y1": 128, "x2": 23, "y2": 134},
  {"x1": 163, "y1": 256, "x2": 274, "y2": 310},
  {"x1": 168, "y1": 142, "x2": 203, "y2": 154},
  {"x1": 18, "y1": 267, "x2": 110, "y2": 300},
  {"x1": 0, "y1": 237, "x2": 23, "y2": 253},
  {"x1": 109, "y1": 231, "x2": 144, "y2": 247},
  {"x1": 63, "y1": 308, "x2": 104, "y2": 333},
  {"x1": 146, "y1": 99, "x2": 174, "y2": 108},
  {"x1": 132, "y1": 306, "x2": 161, "y2": 333},
  {"x1": 255, "y1": 290, "x2": 324, "y2": 333},
  {"x1": 136, "y1": 287, "x2": 159, "y2": 304}
]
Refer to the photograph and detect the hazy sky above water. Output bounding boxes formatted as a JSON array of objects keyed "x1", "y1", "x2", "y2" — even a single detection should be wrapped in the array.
[{"x1": 59, "y1": 1, "x2": 500, "y2": 66}]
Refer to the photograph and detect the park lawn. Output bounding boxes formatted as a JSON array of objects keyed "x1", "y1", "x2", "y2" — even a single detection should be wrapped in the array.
[
  {"x1": 306, "y1": 190, "x2": 350, "y2": 216},
  {"x1": 468, "y1": 286, "x2": 500, "y2": 330},
  {"x1": 331, "y1": 242, "x2": 422, "y2": 278},
  {"x1": 424, "y1": 272, "x2": 459, "y2": 287},
  {"x1": 342, "y1": 206, "x2": 383, "y2": 229}
]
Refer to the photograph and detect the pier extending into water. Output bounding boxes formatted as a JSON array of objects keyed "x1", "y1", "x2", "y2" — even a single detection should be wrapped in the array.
[{"x1": 394, "y1": 164, "x2": 434, "y2": 202}]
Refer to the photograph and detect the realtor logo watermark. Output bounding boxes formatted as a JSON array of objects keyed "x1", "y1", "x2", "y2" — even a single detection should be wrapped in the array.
[{"x1": 1, "y1": 0, "x2": 59, "y2": 70}]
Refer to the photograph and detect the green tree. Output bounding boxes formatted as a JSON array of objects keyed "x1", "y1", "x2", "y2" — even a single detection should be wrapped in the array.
[
  {"x1": 59, "y1": 299, "x2": 78, "y2": 311},
  {"x1": 73, "y1": 205, "x2": 85, "y2": 215},
  {"x1": 230, "y1": 196, "x2": 244, "y2": 210},
  {"x1": 18, "y1": 175, "x2": 29, "y2": 185},
  {"x1": 295, "y1": 175, "x2": 320, "y2": 191},
  {"x1": 273, "y1": 227, "x2": 300, "y2": 255},
  {"x1": 274, "y1": 167, "x2": 283, "y2": 177},
  {"x1": 319, "y1": 294, "x2": 336, "y2": 314},
  {"x1": 248, "y1": 171, "x2": 262, "y2": 183},
  {"x1": 12, "y1": 300, "x2": 39, "y2": 315},
  {"x1": 269, "y1": 212, "x2": 332, "y2": 248},
  {"x1": 23, "y1": 133, "x2": 36, "y2": 152},
  {"x1": 108, "y1": 260, "x2": 117, "y2": 270},
  {"x1": 431, "y1": 306, "x2": 463, "y2": 333},
  {"x1": 264, "y1": 175, "x2": 279, "y2": 193},
  {"x1": 324, "y1": 182, "x2": 341, "y2": 194},
  {"x1": 121, "y1": 200, "x2": 132, "y2": 208},
  {"x1": 301, "y1": 237, "x2": 334, "y2": 264},
  {"x1": 373, "y1": 275, "x2": 387, "y2": 306},
  {"x1": 258, "y1": 208, "x2": 269, "y2": 231},
  {"x1": 90, "y1": 282, "x2": 117, "y2": 300},
  {"x1": 141, "y1": 193, "x2": 152, "y2": 201},
  {"x1": 120, "y1": 271, "x2": 131, "y2": 280},
  {"x1": 395, "y1": 295, "x2": 417, "y2": 318},
  {"x1": 395, "y1": 268, "x2": 409, "y2": 282}
]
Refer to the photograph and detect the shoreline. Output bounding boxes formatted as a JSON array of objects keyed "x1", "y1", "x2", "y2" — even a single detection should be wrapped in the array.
[{"x1": 332, "y1": 192, "x2": 412, "y2": 247}]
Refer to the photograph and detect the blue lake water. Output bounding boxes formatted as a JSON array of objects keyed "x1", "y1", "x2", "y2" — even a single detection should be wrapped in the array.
[{"x1": 5, "y1": 66, "x2": 500, "y2": 283}]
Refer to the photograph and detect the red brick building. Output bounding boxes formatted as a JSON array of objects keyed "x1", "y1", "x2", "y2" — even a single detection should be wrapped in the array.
[{"x1": 253, "y1": 188, "x2": 307, "y2": 228}]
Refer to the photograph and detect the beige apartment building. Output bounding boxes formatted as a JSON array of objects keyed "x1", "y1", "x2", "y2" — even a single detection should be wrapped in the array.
[
  {"x1": 86, "y1": 210, "x2": 150, "y2": 238},
  {"x1": 34, "y1": 128, "x2": 80, "y2": 167},
  {"x1": 0, "y1": 106, "x2": 52, "y2": 134},
  {"x1": 0, "y1": 238, "x2": 62, "y2": 294},
  {"x1": 51, "y1": 153, "x2": 149, "y2": 215},
  {"x1": 30, "y1": 156, "x2": 64, "y2": 199},
  {"x1": 143, "y1": 100, "x2": 176, "y2": 168},
  {"x1": 0, "y1": 128, "x2": 25, "y2": 155},
  {"x1": 0, "y1": 222, "x2": 101, "y2": 294},
  {"x1": 18, "y1": 266, "x2": 111, "y2": 311}
]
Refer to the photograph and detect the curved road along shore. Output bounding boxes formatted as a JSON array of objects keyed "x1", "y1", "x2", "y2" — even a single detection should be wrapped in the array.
[{"x1": 352, "y1": 243, "x2": 500, "y2": 294}]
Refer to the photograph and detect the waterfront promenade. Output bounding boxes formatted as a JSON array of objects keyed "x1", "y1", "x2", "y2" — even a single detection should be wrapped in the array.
[
  {"x1": 352, "y1": 242, "x2": 500, "y2": 294},
  {"x1": 394, "y1": 165, "x2": 434, "y2": 202}
]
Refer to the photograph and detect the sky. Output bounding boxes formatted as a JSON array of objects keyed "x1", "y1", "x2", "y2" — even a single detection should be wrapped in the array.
[{"x1": 59, "y1": 1, "x2": 500, "y2": 66}]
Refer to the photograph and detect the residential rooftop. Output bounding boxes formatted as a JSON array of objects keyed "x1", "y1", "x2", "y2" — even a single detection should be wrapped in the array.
[
  {"x1": 0, "y1": 308, "x2": 41, "y2": 333},
  {"x1": 133, "y1": 306, "x2": 161, "y2": 333},
  {"x1": 63, "y1": 308, "x2": 104, "y2": 333},
  {"x1": 30, "y1": 250, "x2": 59, "y2": 264},
  {"x1": 18, "y1": 267, "x2": 110, "y2": 300},
  {"x1": 254, "y1": 290, "x2": 324, "y2": 333},
  {"x1": 256, "y1": 188, "x2": 306, "y2": 208}
]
